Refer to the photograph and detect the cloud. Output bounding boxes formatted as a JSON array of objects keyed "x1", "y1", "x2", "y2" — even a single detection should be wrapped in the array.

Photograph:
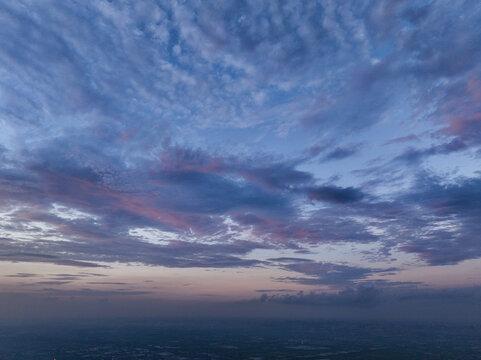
[
  {"x1": 259, "y1": 285, "x2": 382, "y2": 307},
  {"x1": 40, "y1": 288, "x2": 152, "y2": 297},
  {"x1": 267, "y1": 257, "x2": 313, "y2": 263},
  {"x1": 5, "y1": 273, "x2": 39, "y2": 278},
  {"x1": 0, "y1": 0, "x2": 480, "y2": 294},
  {"x1": 255, "y1": 289, "x2": 297, "y2": 293},
  {"x1": 320, "y1": 143, "x2": 363, "y2": 162},
  {"x1": 36, "y1": 281, "x2": 72, "y2": 286},
  {"x1": 275, "y1": 261, "x2": 397, "y2": 287},
  {"x1": 0, "y1": 137, "x2": 379, "y2": 269},
  {"x1": 87, "y1": 282, "x2": 128, "y2": 285},
  {"x1": 306, "y1": 186, "x2": 365, "y2": 203},
  {"x1": 384, "y1": 134, "x2": 419, "y2": 145},
  {"x1": 394, "y1": 138, "x2": 467, "y2": 165},
  {"x1": 0, "y1": 252, "x2": 106, "y2": 268},
  {"x1": 398, "y1": 174, "x2": 481, "y2": 265},
  {"x1": 2, "y1": 136, "x2": 480, "y2": 271},
  {"x1": 397, "y1": 287, "x2": 481, "y2": 302}
]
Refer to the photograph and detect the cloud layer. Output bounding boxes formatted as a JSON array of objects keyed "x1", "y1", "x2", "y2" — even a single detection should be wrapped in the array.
[{"x1": 0, "y1": 0, "x2": 481, "y2": 295}]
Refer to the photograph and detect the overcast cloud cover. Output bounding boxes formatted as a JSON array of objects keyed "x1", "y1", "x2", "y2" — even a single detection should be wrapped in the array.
[{"x1": 0, "y1": 0, "x2": 481, "y2": 319}]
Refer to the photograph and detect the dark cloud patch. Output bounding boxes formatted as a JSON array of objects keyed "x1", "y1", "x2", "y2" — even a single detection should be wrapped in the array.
[
  {"x1": 384, "y1": 134, "x2": 419, "y2": 145},
  {"x1": 36, "y1": 281, "x2": 72, "y2": 286},
  {"x1": 0, "y1": 228, "x2": 266, "y2": 269},
  {"x1": 401, "y1": 3, "x2": 431, "y2": 24},
  {"x1": 398, "y1": 287, "x2": 481, "y2": 302},
  {"x1": 255, "y1": 289, "x2": 297, "y2": 293},
  {"x1": 79, "y1": 272, "x2": 108, "y2": 277},
  {"x1": 307, "y1": 186, "x2": 364, "y2": 204},
  {"x1": 260, "y1": 285, "x2": 381, "y2": 307},
  {"x1": 5, "y1": 273, "x2": 39, "y2": 278},
  {"x1": 320, "y1": 143, "x2": 363, "y2": 162},
  {"x1": 268, "y1": 257, "x2": 314, "y2": 263},
  {"x1": 41, "y1": 288, "x2": 152, "y2": 297},
  {"x1": 232, "y1": 207, "x2": 378, "y2": 245},
  {"x1": 398, "y1": 175, "x2": 481, "y2": 265},
  {"x1": 0, "y1": 252, "x2": 106, "y2": 268},
  {"x1": 237, "y1": 164, "x2": 313, "y2": 193},
  {"x1": 151, "y1": 168, "x2": 290, "y2": 215},
  {"x1": 87, "y1": 282, "x2": 128, "y2": 285},
  {"x1": 48, "y1": 274, "x2": 85, "y2": 281},
  {"x1": 364, "y1": 279, "x2": 423, "y2": 288},
  {"x1": 340, "y1": 173, "x2": 481, "y2": 266},
  {"x1": 276, "y1": 261, "x2": 396, "y2": 287},
  {"x1": 394, "y1": 139, "x2": 467, "y2": 164}
]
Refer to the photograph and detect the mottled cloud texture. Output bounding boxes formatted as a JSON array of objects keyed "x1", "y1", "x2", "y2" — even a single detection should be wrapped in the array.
[{"x1": 1, "y1": 0, "x2": 481, "y2": 298}]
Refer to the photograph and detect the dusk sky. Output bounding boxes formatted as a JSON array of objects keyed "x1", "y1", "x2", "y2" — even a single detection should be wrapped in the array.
[{"x1": 1, "y1": 0, "x2": 481, "y2": 321}]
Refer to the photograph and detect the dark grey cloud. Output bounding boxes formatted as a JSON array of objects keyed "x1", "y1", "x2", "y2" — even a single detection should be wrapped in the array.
[
  {"x1": 260, "y1": 285, "x2": 382, "y2": 307},
  {"x1": 275, "y1": 261, "x2": 397, "y2": 287},
  {"x1": 40, "y1": 288, "x2": 152, "y2": 297},
  {"x1": 87, "y1": 282, "x2": 128, "y2": 285},
  {"x1": 36, "y1": 281, "x2": 72, "y2": 286},
  {"x1": 250, "y1": 284, "x2": 481, "y2": 323},
  {"x1": 5, "y1": 273, "x2": 39, "y2": 278},
  {"x1": 384, "y1": 134, "x2": 419, "y2": 145},
  {"x1": 394, "y1": 138, "x2": 467, "y2": 165},
  {"x1": 268, "y1": 257, "x2": 314, "y2": 263},
  {"x1": 397, "y1": 287, "x2": 481, "y2": 302},
  {"x1": 307, "y1": 186, "x2": 365, "y2": 204},
  {"x1": 398, "y1": 174, "x2": 481, "y2": 265},
  {"x1": 320, "y1": 143, "x2": 363, "y2": 162},
  {"x1": 50, "y1": 276, "x2": 81, "y2": 281},
  {"x1": 255, "y1": 289, "x2": 297, "y2": 293},
  {"x1": 0, "y1": 251, "x2": 107, "y2": 268}
]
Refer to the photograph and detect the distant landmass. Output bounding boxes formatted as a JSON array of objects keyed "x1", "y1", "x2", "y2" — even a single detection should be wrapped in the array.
[{"x1": 1, "y1": 319, "x2": 480, "y2": 359}]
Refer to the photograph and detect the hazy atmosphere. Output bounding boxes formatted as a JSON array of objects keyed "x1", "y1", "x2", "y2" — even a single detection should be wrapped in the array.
[{"x1": 1, "y1": 0, "x2": 481, "y2": 324}]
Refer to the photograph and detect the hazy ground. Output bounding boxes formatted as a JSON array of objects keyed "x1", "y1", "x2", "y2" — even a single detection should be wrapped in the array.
[{"x1": 1, "y1": 319, "x2": 480, "y2": 359}]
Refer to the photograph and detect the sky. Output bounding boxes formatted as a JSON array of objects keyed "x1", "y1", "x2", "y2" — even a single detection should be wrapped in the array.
[{"x1": 1, "y1": 0, "x2": 481, "y2": 321}]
